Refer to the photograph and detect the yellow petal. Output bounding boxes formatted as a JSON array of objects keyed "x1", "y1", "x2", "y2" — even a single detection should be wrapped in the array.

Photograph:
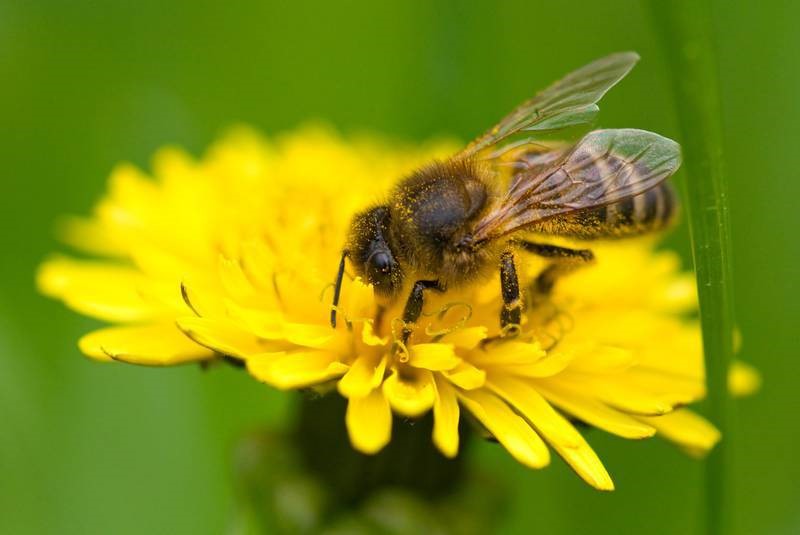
[
  {"x1": 408, "y1": 343, "x2": 461, "y2": 371},
  {"x1": 382, "y1": 368, "x2": 435, "y2": 417},
  {"x1": 361, "y1": 321, "x2": 389, "y2": 346},
  {"x1": 443, "y1": 326, "x2": 488, "y2": 349},
  {"x1": 246, "y1": 350, "x2": 344, "y2": 390},
  {"x1": 488, "y1": 375, "x2": 614, "y2": 490},
  {"x1": 37, "y1": 257, "x2": 166, "y2": 322},
  {"x1": 78, "y1": 332, "x2": 114, "y2": 362},
  {"x1": 130, "y1": 242, "x2": 195, "y2": 280},
  {"x1": 458, "y1": 389, "x2": 550, "y2": 469},
  {"x1": 346, "y1": 388, "x2": 392, "y2": 454},
  {"x1": 283, "y1": 322, "x2": 335, "y2": 348},
  {"x1": 565, "y1": 377, "x2": 678, "y2": 416},
  {"x1": 177, "y1": 316, "x2": 268, "y2": 358},
  {"x1": 613, "y1": 368, "x2": 705, "y2": 405},
  {"x1": 337, "y1": 277, "x2": 376, "y2": 324},
  {"x1": 180, "y1": 278, "x2": 227, "y2": 318},
  {"x1": 502, "y1": 348, "x2": 575, "y2": 378},
  {"x1": 338, "y1": 354, "x2": 386, "y2": 398},
  {"x1": 238, "y1": 239, "x2": 279, "y2": 291},
  {"x1": 535, "y1": 382, "x2": 656, "y2": 439},
  {"x1": 469, "y1": 341, "x2": 546, "y2": 368},
  {"x1": 225, "y1": 300, "x2": 285, "y2": 339},
  {"x1": 78, "y1": 323, "x2": 212, "y2": 365},
  {"x1": 488, "y1": 375, "x2": 583, "y2": 449},
  {"x1": 219, "y1": 255, "x2": 256, "y2": 301},
  {"x1": 568, "y1": 345, "x2": 636, "y2": 374},
  {"x1": 728, "y1": 360, "x2": 761, "y2": 397},
  {"x1": 442, "y1": 361, "x2": 486, "y2": 390},
  {"x1": 58, "y1": 215, "x2": 128, "y2": 257},
  {"x1": 108, "y1": 161, "x2": 158, "y2": 200},
  {"x1": 556, "y1": 437, "x2": 615, "y2": 491},
  {"x1": 638, "y1": 409, "x2": 721, "y2": 457},
  {"x1": 432, "y1": 376, "x2": 460, "y2": 458}
]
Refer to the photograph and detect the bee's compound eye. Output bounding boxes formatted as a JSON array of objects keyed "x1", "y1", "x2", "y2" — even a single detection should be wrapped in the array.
[
  {"x1": 366, "y1": 250, "x2": 395, "y2": 286},
  {"x1": 372, "y1": 252, "x2": 392, "y2": 273}
]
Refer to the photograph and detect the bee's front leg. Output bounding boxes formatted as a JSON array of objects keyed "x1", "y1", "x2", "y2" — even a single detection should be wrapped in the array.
[
  {"x1": 330, "y1": 249, "x2": 350, "y2": 328},
  {"x1": 400, "y1": 280, "x2": 444, "y2": 344}
]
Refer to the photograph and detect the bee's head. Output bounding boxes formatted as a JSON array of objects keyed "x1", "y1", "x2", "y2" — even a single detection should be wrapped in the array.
[{"x1": 347, "y1": 205, "x2": 403, "y2": 300}]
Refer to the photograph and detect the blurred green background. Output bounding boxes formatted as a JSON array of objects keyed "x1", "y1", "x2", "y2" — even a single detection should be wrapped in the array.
[{"x1": 1, "y1": 1, "x2": 797, "y2": 533}]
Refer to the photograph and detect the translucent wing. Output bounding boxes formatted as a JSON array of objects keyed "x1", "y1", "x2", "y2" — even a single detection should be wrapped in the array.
[
  {"x1": 457, "y1": 52, "x2": 640, "y2": 159},
  {"x1": 470, "y1": 129, "x2": 681, "y2": 243}
]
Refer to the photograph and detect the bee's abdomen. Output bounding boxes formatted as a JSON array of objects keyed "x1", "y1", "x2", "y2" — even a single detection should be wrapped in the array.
[
  {"x1": 605, "y1": 182, "x2": 677, "y2": 235},
  {"x1": 534, "y1": 183, "x2": 678, "y2": 240}
]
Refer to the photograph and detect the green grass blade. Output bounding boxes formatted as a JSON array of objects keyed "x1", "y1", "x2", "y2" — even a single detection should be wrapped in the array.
[{"x1": 646, "y1": 1, "x2": 736, "y2": 534}]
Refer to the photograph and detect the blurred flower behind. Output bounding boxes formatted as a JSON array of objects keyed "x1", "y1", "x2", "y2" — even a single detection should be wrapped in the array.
[{"x1": 37, "y1": 126, "x2": 759, "y2": 491}]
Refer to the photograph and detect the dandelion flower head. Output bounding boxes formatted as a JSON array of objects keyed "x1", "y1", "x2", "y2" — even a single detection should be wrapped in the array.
[{"x1": 38, "y1": 126, "x2": 759, "y2": 490}]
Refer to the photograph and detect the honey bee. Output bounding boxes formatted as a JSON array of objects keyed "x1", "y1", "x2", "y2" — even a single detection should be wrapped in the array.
[{"x1": 331, "y1": 52, "x2": 680, "y2": 343}]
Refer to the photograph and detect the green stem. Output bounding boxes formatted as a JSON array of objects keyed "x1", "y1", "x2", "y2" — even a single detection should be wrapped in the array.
[{"x1": 647, "y1": 2, "x2": 735, "y2": 535}]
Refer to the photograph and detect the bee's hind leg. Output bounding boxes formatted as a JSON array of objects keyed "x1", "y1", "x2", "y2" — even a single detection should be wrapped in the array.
[{"x1": 517, "y1": 241, "x2": 594, "y2": 300}]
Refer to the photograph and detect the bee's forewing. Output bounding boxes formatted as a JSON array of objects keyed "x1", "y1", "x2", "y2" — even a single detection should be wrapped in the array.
[{"x1": 470, "y1": 128, "x2": 681, "y2": 242}]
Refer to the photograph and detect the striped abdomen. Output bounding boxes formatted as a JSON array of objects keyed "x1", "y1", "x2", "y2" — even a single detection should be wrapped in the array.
[{"x1": 529, "y1": 182, "x2": 678, "y2": 240}]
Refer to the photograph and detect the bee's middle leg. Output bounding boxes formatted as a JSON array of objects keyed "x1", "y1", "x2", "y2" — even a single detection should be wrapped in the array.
[{"x1": 400, "y1": 280, "x2": 444, "y2": 344}]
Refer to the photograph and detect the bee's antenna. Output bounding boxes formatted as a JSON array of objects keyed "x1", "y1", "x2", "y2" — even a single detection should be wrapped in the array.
[{"x1": 331, "y1": 249, "x2": 349, "y2": 328}]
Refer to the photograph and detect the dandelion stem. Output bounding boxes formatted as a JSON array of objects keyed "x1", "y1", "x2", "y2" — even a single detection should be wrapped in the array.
[{"x1": 647, "y1": 1, "x2": 735, "y2": 534}]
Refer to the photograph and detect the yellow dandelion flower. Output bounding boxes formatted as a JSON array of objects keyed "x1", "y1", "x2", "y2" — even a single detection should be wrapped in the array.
[{"x1": 38, "y1": 126, "x2": 756, "y2": 490}]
